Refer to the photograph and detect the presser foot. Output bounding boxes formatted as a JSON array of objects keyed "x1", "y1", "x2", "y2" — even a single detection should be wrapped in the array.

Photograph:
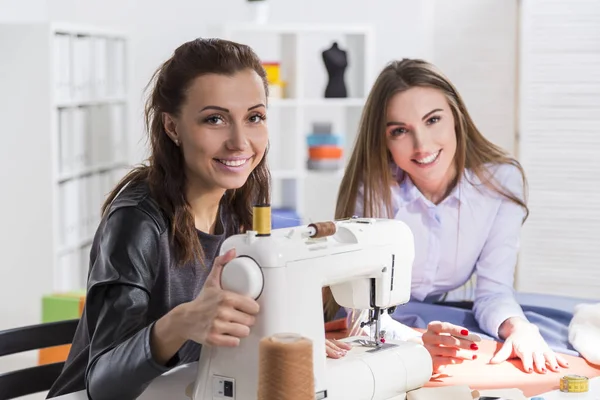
[{"x1": 351, "y1": 338, "x2": 399, "y2": 353}]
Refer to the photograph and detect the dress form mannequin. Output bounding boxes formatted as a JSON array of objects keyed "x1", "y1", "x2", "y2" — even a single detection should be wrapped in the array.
[{"x1": 322, "y1": 42, "x2": 348, "y2": 98}]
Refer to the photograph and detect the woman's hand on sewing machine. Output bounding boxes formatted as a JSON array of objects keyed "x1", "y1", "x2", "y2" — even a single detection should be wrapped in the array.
[
  {"x1": 175, "y1": 249, "x2": 261, "y2": 347},
  {"x1": 490, "y1": 317, "x2": 569, "y2": 374},
  {"x1": 422, "y1": 321, "x2": 479, "y2": 374},
  {"x1": 325, "y1": 339, "x2": 352, "y2": 359}
]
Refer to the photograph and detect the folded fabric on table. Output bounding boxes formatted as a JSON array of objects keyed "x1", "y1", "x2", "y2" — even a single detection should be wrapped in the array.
[{"x1": 568, "y1": 302, "x2": 600, "y2": 366}]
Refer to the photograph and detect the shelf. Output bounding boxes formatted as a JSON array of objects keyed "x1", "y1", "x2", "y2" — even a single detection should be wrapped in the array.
[
  {"x1": 302, "y1": 98, "x2": 365, "y2": 107},
  {"x1": 305, "y1": 169, "x2": 345, "y2": 178},
  {"x1": 56, "y1": 96, "x2": 127, "y2": 108},
  {"x1": 271, "y1": 170, "x2": 304, "y2": 179},
  {"x1": 51, "y1": 21, "x2": 127, "y2": 38},
  {"x1": 268, "y1": 98, "x2": 365, "y2": 108},
  {"x1": 57, "y1": 236, "x2": 93, "y2": 257},
  {"x1": 1, "y1": 21, "x2": 130, "y2": 295},
  {"x1": 268, "y1": 99, "x2": 298, "y2": 108},
  {"x1": 271, "y1": 169, "x2": 345, "y2": 180},
  {"x1": 222, "y1": 23, "x2": 373, "y2": 35},
  {"x1": 57, "y1": 160, "x2": 128, "y2": 183}
]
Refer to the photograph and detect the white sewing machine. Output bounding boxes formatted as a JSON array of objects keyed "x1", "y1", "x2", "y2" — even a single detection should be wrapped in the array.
[{"x1": 192, "y1": 207, "x2": 433, "y2": 400}]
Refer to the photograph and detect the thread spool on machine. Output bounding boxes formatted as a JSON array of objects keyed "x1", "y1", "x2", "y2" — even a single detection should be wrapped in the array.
[{"x1": 253, "y1": 203, "x2": 338, "y2": 239}]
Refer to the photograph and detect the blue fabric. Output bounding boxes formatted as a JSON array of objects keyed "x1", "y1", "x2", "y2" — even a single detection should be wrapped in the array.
[
  {"x1": 390, "y1": 299, "x2": 579, "y2": 357},
  {"x1": 332, "y1": 292, "x2": 592, "y2": 357},
  {"x1": 271, "y1": 208, "x2": 302, "y2": 229}
]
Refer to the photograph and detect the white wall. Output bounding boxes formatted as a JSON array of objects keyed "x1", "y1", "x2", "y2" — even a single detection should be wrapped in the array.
[
  {"x1": 0, "y1": 0, "x2": 47, "y2": 22},
  {"x1": 432, "y1": 0, "x2": 519, "y2": 154}
]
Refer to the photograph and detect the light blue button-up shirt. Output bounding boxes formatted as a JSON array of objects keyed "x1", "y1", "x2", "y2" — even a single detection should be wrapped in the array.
[{"x1": 354, "y1": 163, "x2": 528, "y2": 339}]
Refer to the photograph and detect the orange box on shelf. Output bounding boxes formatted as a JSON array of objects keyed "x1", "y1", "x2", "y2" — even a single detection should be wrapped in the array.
[
  {"x1": 308, "y1": 146, "x2": 343, "y2": 160},
  {"x1": 38, "y1": 291, "x2": 85, "y2": 365}
]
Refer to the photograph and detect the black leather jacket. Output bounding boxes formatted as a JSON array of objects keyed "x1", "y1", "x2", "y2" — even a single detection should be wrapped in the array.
[{"x1": 47, "y1": 180, "x2": 235, "y2": 399}]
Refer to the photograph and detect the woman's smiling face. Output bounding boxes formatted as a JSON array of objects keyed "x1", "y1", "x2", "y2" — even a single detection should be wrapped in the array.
[{"x1": 385, "y1": 86, "x2": 457, "y2": 194}]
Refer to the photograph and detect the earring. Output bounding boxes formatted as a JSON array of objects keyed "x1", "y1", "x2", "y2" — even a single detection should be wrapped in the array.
[{"x1": 175, "y1": 139, "x2": 180, "y2": 146}]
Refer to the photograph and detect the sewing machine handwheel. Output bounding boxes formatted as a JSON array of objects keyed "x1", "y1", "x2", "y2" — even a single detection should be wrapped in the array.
[{"x1": 220, "y1": 256, "x2": 264, "y2": 300}]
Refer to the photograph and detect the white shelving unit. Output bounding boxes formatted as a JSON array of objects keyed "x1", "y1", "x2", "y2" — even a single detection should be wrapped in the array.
[
  {"x1": 217, "y1": 24, "x2": 375, "y2": 224},
  {"x1": 0, "y1": 22, "x2": 130, "y2": 293}
]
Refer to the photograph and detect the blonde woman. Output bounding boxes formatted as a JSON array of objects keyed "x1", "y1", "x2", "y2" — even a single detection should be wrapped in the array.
[{"x1": 324, "y1": 59, "x2": 569, "y2": 375}]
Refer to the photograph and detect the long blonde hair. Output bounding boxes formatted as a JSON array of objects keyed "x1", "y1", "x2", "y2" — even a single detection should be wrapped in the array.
[{"x1": 323, "y1": 59, "x2": 528, "y2": 321}]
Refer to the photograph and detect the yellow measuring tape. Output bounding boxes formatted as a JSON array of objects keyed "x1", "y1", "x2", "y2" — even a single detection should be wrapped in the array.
[{"x1": 559, "y1": 375, "x2": 589, "y2": 393}]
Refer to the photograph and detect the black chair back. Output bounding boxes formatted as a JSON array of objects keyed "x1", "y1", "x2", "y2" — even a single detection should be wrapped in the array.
[{"x1": 0, "y1": 319, "x2": 79, "y2": 400}]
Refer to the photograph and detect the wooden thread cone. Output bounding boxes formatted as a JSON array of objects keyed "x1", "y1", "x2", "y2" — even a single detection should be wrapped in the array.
[
  {"x1": 308, "y1": 221, "x2": 336, "y2": 238},
  {"x1": 257, "y1": 333, "x2": 315, "y2": 400}
]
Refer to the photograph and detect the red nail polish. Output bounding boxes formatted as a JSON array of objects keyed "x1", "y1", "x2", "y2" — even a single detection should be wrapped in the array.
[
  {"x1": 470, "y1": 343, "x2": 478, "y2": 350},
  {"x1": 461, "y1": 329, "x2": 469, "y2": 335},
  {"x1": 380, "y1": 338, "x2": 386, "y2": 343},
  {"x1": 472, "y1": 354, "x2": 477, "y2": 360}
]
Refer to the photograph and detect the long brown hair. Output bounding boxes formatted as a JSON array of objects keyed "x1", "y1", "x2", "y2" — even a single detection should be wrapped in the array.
[
  {"x1": 102, "y1": 38, "x2": 270, "y2": 266},
  {"x1": 324, "y1": 58, "x2": 528, "y2": 321}
]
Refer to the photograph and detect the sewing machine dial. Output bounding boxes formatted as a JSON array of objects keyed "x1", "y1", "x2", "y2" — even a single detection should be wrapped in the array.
[{"x1": 220, "y1": 256, "x2": 264, "y2": 300}]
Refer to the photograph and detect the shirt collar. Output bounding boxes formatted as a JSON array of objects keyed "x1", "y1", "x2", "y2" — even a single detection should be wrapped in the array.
[{"x1": 393, "y1": 168, "x2": 475, "y2": 209}]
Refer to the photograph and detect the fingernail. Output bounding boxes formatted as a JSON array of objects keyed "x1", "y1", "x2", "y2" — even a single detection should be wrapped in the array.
[
  {"x1": 472, "y1": 354, "x2": 477, "y2": 360},
  {"x1": 461, "y1": 329, "x2": 469, "y2": 335},
  {"x1": 337, "y1": 351, "x2": 345, "y2": 356},
  {"x1": 470, "y1": 343, "x2": 478, "y2": 350}
]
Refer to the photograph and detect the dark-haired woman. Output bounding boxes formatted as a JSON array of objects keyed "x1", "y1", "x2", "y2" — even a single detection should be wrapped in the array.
[{"x1": 48, "y1": 38, "x2": 274, "y2": 399}]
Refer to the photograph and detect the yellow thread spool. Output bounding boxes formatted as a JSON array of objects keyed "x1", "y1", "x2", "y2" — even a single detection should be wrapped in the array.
[
  {"x1": 559, "y1": 375, "x2": 589, "y2": 393},
  {"x1": 253, "y1": 204, "x2": 271, "y2": 236}
]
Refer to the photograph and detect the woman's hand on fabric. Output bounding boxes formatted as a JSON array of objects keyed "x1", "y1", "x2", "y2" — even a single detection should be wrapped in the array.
[
  {"x1": 176, "y1": 248, "x2": 260, "y2": 347},
  {"x1": 490, "y1": 317, "x2": 569, "y2": 373},
  {"x1": 325, "y1": 339, "x2": 352, "y2": 359},
  {"x1": 422, "y1": 321, "x2": 479, "y2": 374}
]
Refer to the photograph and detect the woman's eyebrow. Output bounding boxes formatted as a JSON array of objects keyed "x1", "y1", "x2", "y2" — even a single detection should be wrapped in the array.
[
  {"x1": 386, "y1": 108, "x2": 444, "y2": 126},
  {"x1": 199, "y1": 103, "x2": 266, "y2": 113},
  {"x1": 422, "y1": 108, "x2": 443, "y2": 120},
  {"x1": 199, "y1": 105, "x2": 229, "y2": 113},
  {"x1": 248, "y1": 103, "x2": 265, "y2": 111}
]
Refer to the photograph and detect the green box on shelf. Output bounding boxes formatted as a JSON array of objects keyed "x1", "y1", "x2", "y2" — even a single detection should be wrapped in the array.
[{"x1": 41, "y1": 291, "x2": 86, "y2": 323}]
